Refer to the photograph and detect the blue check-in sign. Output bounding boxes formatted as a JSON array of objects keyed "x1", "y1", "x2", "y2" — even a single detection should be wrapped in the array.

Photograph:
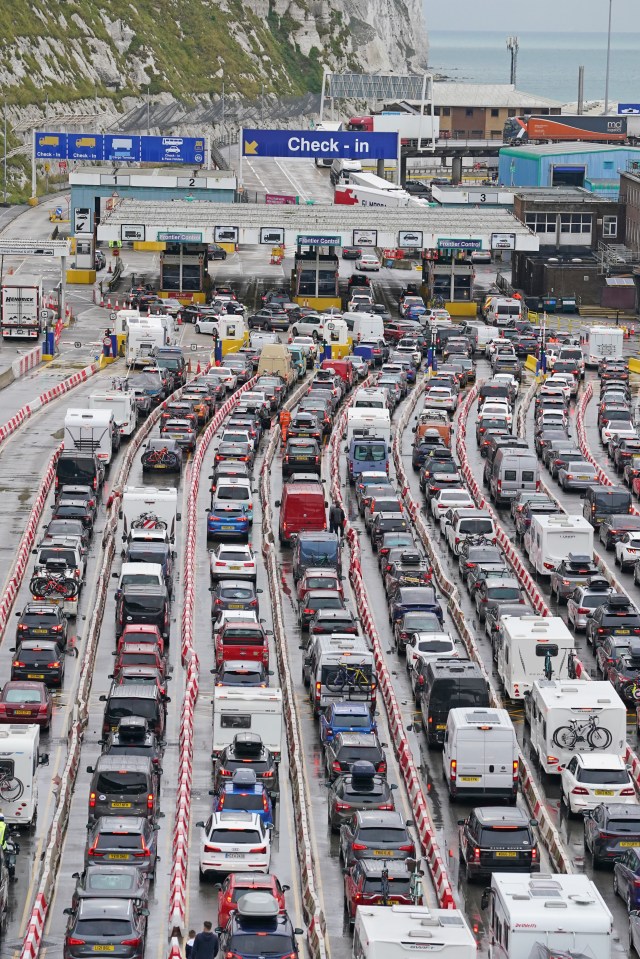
[{"x1": 242, "y1": 128, "x2": 398, "y2": 159}]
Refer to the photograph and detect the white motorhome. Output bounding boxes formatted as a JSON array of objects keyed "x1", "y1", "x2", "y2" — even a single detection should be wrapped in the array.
[
  {"x1": 442, "y1": 707, "x2": 518, "y2": 801},
  {"x1": 352, "y1": 387, "x2": 389, "y2": 411},
  {"x1": 583, "y1": 325, "x2": 624, "y2": 367},
  {"x1": 346, "y1": 407, "x2": 391, "y2": 446},
  {"x1": 496, "y1": 616, "x2": 575, "y2": 699},
  {"x1": 120, "y1": 486, "x2": 180, "y2": 543},
  {"x1": 64, "y1": 408, "x2": 117, "y2": 466},
  {"x1": 484, "y1": 873, "x2": 612, "y2": 959},
  {"x1": 126, "y1": 318, "x2": 167, "y2": 367},
  {"x1": 353, "y1": 906, "x2": 476, "y2": 959},
  {"x1": 212, "y1": 687, "x2": 283, "y2": 758},
  {"x1": 526, "y1": 514, "x2": 594, "y2": 576},
  {"x1": 526, "y1": 680, "x2": 626, "y2": 775},
  {"x1": 114, "y1": 308, "x2": 141, "y2": 336},
  {"x1": 147, "y1": 311, "x2": 176, "y2": 344},
  {"x1": 88, "y1": 390, "x2": 138, "y2": 438},
  {"x1": 0, "y1": 725, "x2": 49, "y2": 825},
  {"x1": 346, "y1": 313, "x2": 385, "y2": 343}
]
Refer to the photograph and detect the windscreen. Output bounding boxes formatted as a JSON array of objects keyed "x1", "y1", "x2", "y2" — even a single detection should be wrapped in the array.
[{"x1": 95, "y1": 772, "x2": 147, "y2": 795}]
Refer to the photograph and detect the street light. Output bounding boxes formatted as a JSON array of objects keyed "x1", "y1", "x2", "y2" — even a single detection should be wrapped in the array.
[{"x1": 604, "y1": 0, "x2": 613, "y2": 114}]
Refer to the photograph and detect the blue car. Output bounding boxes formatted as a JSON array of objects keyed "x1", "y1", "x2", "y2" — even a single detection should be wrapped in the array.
[
  {"x1": 214, "y1": 769, "x2": 274, "y2": 826},
  {"x1": 319, "y1": 702, "x2": 378, "y2": 745},
  {"x1": 207, "y1": 503, "x2": 251, "y2": 540},
  {"x1": 388, "y1": 585, "x2": 444, "y2": 625}
]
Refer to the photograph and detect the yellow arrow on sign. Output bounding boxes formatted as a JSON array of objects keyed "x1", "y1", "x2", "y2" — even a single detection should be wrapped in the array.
[{"x1": 244, "y1": 140, "x2": 258, "y2": 155}]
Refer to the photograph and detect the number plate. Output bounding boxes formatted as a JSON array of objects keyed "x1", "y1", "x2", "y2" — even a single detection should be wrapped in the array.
[
  {"x1": 436, "y1": 724, "x2": 446, "y2": 730},
  {"x1": 27, "y1": 674, "x2": 45, "y2": 680},
  {"x1": 578, "y1": 476, "x2": 592, "y2": 481},
  {"x1": 93, "y1": 947, "x2": 115, "y2": 952},
  {"x1": 616, "y1": 630, "x2": 630, "y2": 635},
  {"x1": 14, "y1": 710, "x2": 33, "y2": 716},
  {"x1": 619, "y1": 841, "x2": 640, "y2": 847},
  {"x1": 496, "y1": 851, "x2": 517, "y2": 858},
  {"x1": 111, "y1": 802, "x2": 132, "y2": 808},
  {"x1": 107, "y1": 853, "x2": 129, "y2": 860},
  {"x1": 33, "y1": 629, "x2": 48, "y2": 634},
  {"x1": 221, "y1": 525, "x2": 235, "y2": 530},
  {"x1": 228, "y1": 604, "x2": 243, "y2": 609},
  {"x1": 460, "y1": 776, "x2": 480, "y2": 782},
  {"x1": 372, "y1": 849, "x2": 389, "y2": 856},
  {"x1": 155, "y1": 464, "x2": 167, "y2": 469},
  {"x1": 226, "y1": 853, "x2": 245, "y2": 859},
  {"x1": 230, "y1": 565, "x2": 241, "y2": 571},
  {"x1": 594, "y1": 789, "x2": 615, "y2": 795}
]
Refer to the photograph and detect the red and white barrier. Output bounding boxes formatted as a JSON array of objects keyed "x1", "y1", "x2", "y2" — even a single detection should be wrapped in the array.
[
  {"x1": 11, "y1": 344, "x2": 42, "y2": 380},
  {"x1": 328, "y1": 391, "x2": 457, "y2": 909},
  {"x1": 0, "y1": 361, "x2": 99, "y2": 448},
  {"x1": 168, "y1": 376, "x2": 257, "y2": 941}
]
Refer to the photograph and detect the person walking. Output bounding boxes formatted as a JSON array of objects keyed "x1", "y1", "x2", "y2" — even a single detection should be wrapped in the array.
[
  {"x1": 279, "y1": 408, "x2": 291, "y2": 443},
  {"x1": 185, "y1": 930, "x2": 196, "y2": 959},
  {"x1": 329, "y1": 501, "x2": 345, "y2": 538},
  {"x1": 191, "y1": 921, "x2": 218, "y2": 959},
  {"x1": 0, "y1": 815, "x2": 7, "y2": 851}
]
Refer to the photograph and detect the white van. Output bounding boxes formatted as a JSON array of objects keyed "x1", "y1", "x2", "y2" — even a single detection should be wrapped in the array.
[
  {"x1": 484, "y1": 873, "x2": 612, "y2": 959},
  {"x1": 212, "y1": 687, "x2": 283, "y2": 759},
  {"x1": 64, "y1": 408, "x2": 117, "y2": 466},
  {"x1": 526, "y1": 679, "x2": 626, "y2": 775},
  {"x1": 0, "y1": 725, "x2": 48, "y2": 825},
  {"x1": 352, "y1": 387, "x2": 389, "y2": 411},
  {"x1": 88, "y1": 390, "x2": 138, "y2": 439},
  {"x1": 442, "y1": 707, "x2": 518, "y2": 801},
  {"x1": 350, "y1": 313, "x2": 385, "y2": 342},
  {"x1": 330, "y1": 157, "x2": 362, "y2": 185},
  {"x1": 489, "y1": 450, "x2": 539, "y2": 505},
  {"x1": 485, "y1": 297, "x2": 522, "y2": 327},
  {"x1": 525, "y1": 514, "x2": 594, "y2": 576},
  {"x1": 353, "y1": 906, "x2": 476, "y2": 959},
  {"x1": 496, "y1": 616, "x2": 575, "y2": 699}
]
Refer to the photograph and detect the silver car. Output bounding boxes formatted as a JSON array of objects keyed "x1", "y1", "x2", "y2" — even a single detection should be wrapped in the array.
[
  {"x1": 566, "y1": 580, "x2": 613, "y2": 631},
  {"x1": 557, "y1": 460, "x2": 598, "y2": 491}
]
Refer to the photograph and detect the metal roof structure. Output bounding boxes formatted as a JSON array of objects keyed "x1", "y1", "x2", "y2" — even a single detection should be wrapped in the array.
[
  {"x1": 325, "y1": 73, "x2": 427, "y2": 102},
  {"x1": 502, "y1": 142, "x2": 640, "y2": 158},
  {"x1": 404, "y1": 83, "x2": 561, "y2": 110},
  {"x1": 96, "y1": 199, "x2": 538, "y2": 251}
]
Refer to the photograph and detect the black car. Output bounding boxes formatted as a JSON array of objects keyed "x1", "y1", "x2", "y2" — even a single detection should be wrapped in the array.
[
  {"x1": 370, "y1": 513, "x2": 409, "y2": 552},
  {"x1": 341, "y1": 247, "x2": 362, "y2": 260},
  {"x1": 141, "y1": 438, "x2": 183, "y2": 473},
  {"x1": 51, "y1": 499, "x2": 97, "y2": 530},
  {"x1": 95, "y1": 249, "x2": 107, "y2": 271},
  {"x1": 10, "y1": 640, "x2": 65, "y2": 687},
  {"x1": 458, "y1": 806, "x2": 539, "y2": 881},
  {"x1": 307, "y1": 608, "x2": 360, "y2": 637},
  {"x1": 457, "y1": 541, "x2": 504, "y2": 587},
  {"x1": 586, "y1": 595, "x2": 640, "y2": 647},
  {"x1": 282, "y1": 438, "x2": 321, "y2": 477},
  {"x1": 115, "y1": 585, "x2": 170, "y2": 640},
  {"x1": 248, "y1": 308, "x2": 289, "y2": 331},
  {"x1": 213, "y1": 732, "x2": 279, "y2": 795},
  {"x1": 16, "y1": 602, "x2": 69, "y2": 644},
  {"x1": 219, "y1": 893, "x2": 301, "y2": 958},
  {"x1": 100, "y1": 716, "x2": 164, "y2": 767},
  {"x1": 584, "y1": 802, "x2": 640, "y2": 866},
  {"x1": 327, "y1": 762, "x2": 397, "y2": 830},
  {"x1": 324, "y1": 732, "x2": 386, "y2": 782}
]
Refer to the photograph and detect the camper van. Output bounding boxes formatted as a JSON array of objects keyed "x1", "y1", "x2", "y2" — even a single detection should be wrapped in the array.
[
  {"x1": 483, "y1": 873, "x2": 612, "y2": 959},
  {"x1": 330, "y1": 158, "x2": 362, "y2": 185},
  {"x1": 0, "y1": 725, "x2": 48, "y2": 825},
  {"x1": 526, "y1": 679, "x2": 626, "y2": 775},
  {"x1": 496, "y1": 616, "x2": 575, "y2": 699},
  {"x1": 526, "y1": 514, "x2": 594, "y2": 576},
  {"x1": 120, "y1": 486, "x2": 180, "y2": 543},
  {"x1": 88, "y1": 390, "x2": 138, "y2": 439},
  {"x1": 64, "y1": 408, "x2": 118, "y2": 466},
  {"x1": 346, "y1": 408, "x2": 391, "y2": 447},
  {"x1": 442, "y1": 707, "x2": 518, "y2": 800},
  {"x1": 353, "y1": 906, "x2": 476, "y2": 959},
  {"x1": 212, "y1": 687, "x2": 283, "y2": 759},
  {"x1": 126, "y1": 317, "x2": 167, "y2": 366}
]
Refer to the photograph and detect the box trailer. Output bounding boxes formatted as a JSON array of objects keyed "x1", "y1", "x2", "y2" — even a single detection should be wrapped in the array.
[
  {"x1": 525, "y1": 680, "x2": 626, "y2": 775},
  {"x1": 1, "y1": 275, "x2": 43, "y2": 339}
]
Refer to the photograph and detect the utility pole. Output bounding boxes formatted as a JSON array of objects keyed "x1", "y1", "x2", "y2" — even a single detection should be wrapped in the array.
[
  {"x1": 2, "y1": 98, "x2": 7, "y2": 205},
  {"x1": 604, "y1": 0, "x2": 613, "y2": 114},
  {"x1": 506, "y1": 36, "x2": 519, "y2": 86},
  {"x1": 222, "y1": 81, "x2": 225, "y2": 125},
  {"x1": 146, "y1": 85, "x2": 151, "y2": 135}
]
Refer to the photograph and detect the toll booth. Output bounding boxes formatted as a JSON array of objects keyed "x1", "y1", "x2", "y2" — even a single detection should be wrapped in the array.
[
  {"x1": 293, "y1": 239, "x2": 341, "y2": 311},
  {"x1": 159, "y1": 241, "x2": 208, "y2": 304},
  {"x1": 422, "y1": 249, "x2": 476, "y2": 317},
  {"x1": 323, "y1": 318, "x2": 350, "y2": 359},
  {"x1": 219, "y1": 317, "x2": 248, "y2": 356}
]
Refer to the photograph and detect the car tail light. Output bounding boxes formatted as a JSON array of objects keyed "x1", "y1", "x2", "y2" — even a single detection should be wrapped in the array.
[
  {"x1": 473, "y1": 846, "x2": 481, "y2": 862},
  {"x1": 578, "y1": 607, "x2": 590, "y2": 614},
  {"x1": 334, "y1": 801, "x2": 350, "y2": 812},
  {"x1": 531, "y1": 847, "x2": 538, "y2": 861},
  {"x1": 621, "y1": 788, "x2": 636, "y2": 796},
  {"x1": 66, "y1": 937, "x2": 86, "y2": 946},
  {"x1": 571, "y1": 786, "x2": 589, "y2": 795},
  {"x1": 147, "y1": 793, "x2": 154, "y2": 810},
  {"x1": 379, "y1": 803, "x2": 395, "y2": 811},
  {"x1": 513, "y1": 759, "x2": 519, "y2": 781},
  {"x1": 543, "y1": 562, "x2": 555, "y2": 571},
  {"x1": 205, "y1": 844, "x2": 221, "y2": 853},
  {"x1": 450, "y1": 759, "x2": 457, "y2": 782},
  {"x1": 249, "y1": 845, "x2": 267, "y2": 853},
  {"x1": 89, "y1": 792, "x2": 96, "y2": 808},
  {"x1": 12, "y1": 661, "x2": 25, "y2": 668},
  {"x1": 351, "y1": 842, "x2": 368, "y2": 850}
]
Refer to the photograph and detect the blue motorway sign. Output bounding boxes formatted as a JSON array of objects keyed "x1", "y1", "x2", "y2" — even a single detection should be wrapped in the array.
[
  {"x1": 618, "y1": 103, "x2": 640, "y2": 114},
  {"x1": 242, "y1": 128, "x2": 398, "y2": 159},
  {"x1": 35, "y1": 132, "x2": 206, "y2": 164}
]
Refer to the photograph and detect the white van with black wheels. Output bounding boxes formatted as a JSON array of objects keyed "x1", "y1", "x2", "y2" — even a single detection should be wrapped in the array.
[
  {"x1": 330, "y1": 158, "x2": 362, "y2": 185},
  {"x1": 442, "y1": 707, "x2": 518, "y2": 801}
]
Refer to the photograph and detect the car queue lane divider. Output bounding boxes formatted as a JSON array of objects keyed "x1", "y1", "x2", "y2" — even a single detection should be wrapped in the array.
[
  {"x1": 258, "y1": 375, "x2": 330, "y2": 959},
  {"x1": 0, "y1": 361, "x2": 100, "y2": 450},
  {"x1": 327, "y1": 379, "x2": 457, "y2": 911},
  {"x1": 17, "y1": 374, "x2": 204, "y2": 959},
  {"x1": 391, "y1": 380, "x2": 573, "y2": 875},
  {"x1": 515, "y1": 374, "x2": 640, "y2": 790},
  {"x1": 167, "y1": 375, "x2": 258, "y2": 949}
]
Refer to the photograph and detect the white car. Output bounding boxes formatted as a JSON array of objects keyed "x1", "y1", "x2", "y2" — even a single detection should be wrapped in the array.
[
  {"x1": 356, "y1": 254, "x2": 381, "y2": 272},
  {"x1": 197, "y1": 811, "x2": 272, "y2": 879},
  {"x1": 406, "y1": 630, "x2": 457, "y2": 673},
  {"x1": 213, "y1": 609, "x2": 259, "y2": 634},
  {"x1": 214, "y1": 367, "x2": 239, "y2": 391},
  {"x1": 480, "y1": 401, "x2": 513, "y2": 426},
  {"x1": 546, "y1": 372, "x2": 577, "y2": 398},
  {"x1": 209, "y1": 543, "x2": 257, "y2": 582},
  {"x1": 290, "y1": 314, "x2": 328, "y2": 339},
  {"x1": 431, "y1": 488, "x2": 474, "y2": 522},
  {"x1": 424, "y1": 386, "x2": 456, "y2": 414},
  {"x1": 194, "y1": 316, "x2": 221, "y2": 335},
  {"x1": 292, "y1": 335, "x2": 318, "y2": 362},
  {"x1": 601, "y1": 422, "x2": 637, "y2": 444},
  {"x1": 615, "y1": 533, "x2": 640, "y2": 572},
  {"x1": 560, "y1": 753, "x2": 636, "y2": 815}
]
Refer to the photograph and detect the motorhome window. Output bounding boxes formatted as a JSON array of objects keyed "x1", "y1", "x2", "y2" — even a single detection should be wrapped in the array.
[
  {"x1": 504, "y1": 470, "x2": 517, "y2": 481},
  {"x1": 522, "y1": 471, "x2": 535, "y2": 482},
  {"x1": 221, "y1": 714, "x2": 252, "y2": 729},
  {"x1": 0, "y1": 760, "x2": 14, "y2": 778},
  {"x1": 536, "y1": 643, "x2": 558, "y2": 657}
]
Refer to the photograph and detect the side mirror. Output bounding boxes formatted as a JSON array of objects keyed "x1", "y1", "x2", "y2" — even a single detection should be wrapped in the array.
[
  {"x1": 39, "y1": 753, "x2": 49, "y2": 766},
  {"x1": 480, "y1": 890, "x2": 490, "y2": 911},
  {"x1": 63, "y1": 908, "x2": 73, "y2": 916},
  {"x1": 195, "y1": 820, "x2": 205, "y2": 828},
  {"x1": 99, "y1": 695, "x2": 107, "y2": 702},
  {"x1": 86, "y1": 765, "x2": 94, "y2": 774},
  {"x1": 275, "y1": 500, "x2": 281, "y2": 508},
  {"x1": 72, "y1": 872, "x2": 80, "y2": 879}
]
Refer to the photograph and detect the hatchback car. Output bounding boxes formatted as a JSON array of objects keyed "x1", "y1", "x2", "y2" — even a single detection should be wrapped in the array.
[
  {"x1": 560, "y1": 753, "x2": 636, "y2": 815},
  {"x1": 209, "y1": 544, "x2": 257, "y2": 583},
  {"x1": 16, "y1": 602, "x2": 68, "y2": 645},
  {"x1": 298, "y1": 589, "x2": 346, "y2": 632},
  {"x1": 85, "y1": 817, "x2": 159, "y2": 878},
  {"x1": 319, "y1": 702, "x2": 377, "y2": 745},
  {"x1": 343, "y1": 859, "x2": 416, "y2": 921},
  {"x1": 339, "y1": 810, "x2": 415, "y2": 865},
  {"x1": 0, "y1": 680, "x2": 53, "y2": 729},
  {"x1": 197, "y1": 811, "x2": 272, "y2": 880},
  {"x1": 63, "y1": 897, "x2": 148, "y2": 959},
  {"x1": 11, "y1": 640, "x2": 64, "y2": 687},
  {"x1": 327, "y1": 762, "x2": 396, "y2": 831},
  {"x1": 71, "y1": 864, "x2": 149, "y2": 908},
  {"x1": 324, "y1": 732, "x2": 386, "y2": 781},
  {"x1": 458, "y1": 542, "x2": 504, "y2": 587},
  {"x1": 458, "y1": 806, "x2": 539, "y2": 881},
  {"x1": 212, "y1": 580, "x2": 261, "y2": 620}
]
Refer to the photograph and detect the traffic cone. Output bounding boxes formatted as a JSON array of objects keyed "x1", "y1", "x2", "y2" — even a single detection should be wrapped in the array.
[
  {"x1": 187, "y1": 358, "x2": 192, "y2": 373},
  {"x1": 196, "y1": 362, "x2": 201, "y2": 374},
  {"x1": 100, "y1": 293, "x2": 104, "y2": 307},
  {"x1": 114, "y1": 298, "x2": 119, "y2": 309},
  {"x1": 107, "y1": 297, "x2": 112, "y2": 309},
  {"x1": 108, "y1": 263, "x2": 112, "y2": 274}
]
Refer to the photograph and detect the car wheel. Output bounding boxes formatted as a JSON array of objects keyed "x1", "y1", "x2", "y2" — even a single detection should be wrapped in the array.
[
  {"x1": 459, "y1": 854, "x2": 468, "y2": 883},
  {"x1": 195, "y1": 325, "x2": 201, "y2": 334}
]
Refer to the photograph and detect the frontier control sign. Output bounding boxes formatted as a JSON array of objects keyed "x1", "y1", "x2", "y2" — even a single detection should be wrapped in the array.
[{"x1": 242, "y1": 128, "x2": 398, "y2": 159}]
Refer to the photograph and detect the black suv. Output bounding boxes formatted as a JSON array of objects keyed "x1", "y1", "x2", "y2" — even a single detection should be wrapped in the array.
[
  {"x1": 16, "y1": 602, "x2": 68, "y2": 645},
  {"x1": 213, "y1": 732, "x2": 279, "y2": 796},
  {"x1": 586, "y1": 595, "x2": 640, "y2": 647},
  {"x1": 115, "y1": 585, "x2": 170, "y2": 640},
  {"x1": 458, "y1": 806, "x2": 539, "y2": 881},
  {"x1": 282, "y1": 438, "x2": 321, "y2": 478},
  {"x1": 55, "y1": 451, "x2": 105, "y2": 497},
  {"x1": 219, "y1": 893, "x2": 302, "y2": 957},
  {"x1": 324, "y1": 732, "x2": 386, "y2": 782}
]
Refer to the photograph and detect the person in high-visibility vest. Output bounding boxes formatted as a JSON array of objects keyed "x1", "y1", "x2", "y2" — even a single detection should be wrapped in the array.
[{"x1": 279, "y1": 409, "x2": 291, "y2": 443}]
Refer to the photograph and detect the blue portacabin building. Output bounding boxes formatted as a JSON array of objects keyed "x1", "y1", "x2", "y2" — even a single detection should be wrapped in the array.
[{"x1": 499, "y1": 143, "x2": 640, "y2": 198}]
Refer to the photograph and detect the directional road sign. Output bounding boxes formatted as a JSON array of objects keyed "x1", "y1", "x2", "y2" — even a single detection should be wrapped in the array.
[
  {"x1": 35, "y1": 132, "x2": 206, "y2": 165},
  {"x1": 242, "y1": 128, "x2": 398, "y2": 159}
]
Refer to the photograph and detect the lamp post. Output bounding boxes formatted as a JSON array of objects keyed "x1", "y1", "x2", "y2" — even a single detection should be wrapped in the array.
[
  {"x1": 2, "y1": 98, "x2": 7, "y2": 205},
  {"x1": 604, "y1": 0, "x2": 613, "y2": 114}
]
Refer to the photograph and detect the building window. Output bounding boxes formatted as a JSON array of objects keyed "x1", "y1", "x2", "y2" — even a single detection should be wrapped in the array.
[
  {"x1": 508, "y1": 109, "x2": 516, "y2": 117},
  {"x1": 525, "y1": 213, "x2": 556, "y2": 233},
  {"x1": 491, "y1": 130, "x2": 501, "y2": 138},
  {"x1": 442, "y1": 107, "x2": 451, "y2": 117},
  {"x1": 491, "y1": 108, "x2": 500, "y2": 117},
  {"x1": 433, "y1": 106, "x2": 441, "y2": 115},
  {"x1": 465, "y1": 108, "x2": 474, "y2": 117},
  {"x1": 560, "y1": 213, "x2": 592, "y2": 234},
  {"x1": 603, "y1": 161, "x2": 614, "y2": 170},
  {"x1": 603, "y1": 215, "x2": 618, "y2": 237}
]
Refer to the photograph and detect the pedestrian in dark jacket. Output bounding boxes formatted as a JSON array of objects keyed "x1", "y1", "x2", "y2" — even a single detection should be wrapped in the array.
[
  {"x1": 191, "y1": 922, "x2": 218, "y2": 959},
  {"x1": 329, "y1": 502, "x2": 345, "y2": 537}
]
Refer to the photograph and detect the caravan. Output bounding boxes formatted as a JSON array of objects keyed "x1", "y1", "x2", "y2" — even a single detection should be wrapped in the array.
[
  {"x1": 64, "y1": 409, "x2": 117, "y2": 466},
  {"x1": 496, "y1": 616, "x2": 575, "y2": 698},
  {"x1": 120, "y1": 486, "x2": 180, "y2": 543},
  {"x1": 126, "y1": 317, "x2": 167, "y2": 367},
  {"x1": 526, "y1": 514, "x2": 594, "y2": 576},
  {"x1": 526, "y1": 679, "x2": 626, "y2": 775},
  {"x1": 353, "y1": 906, "x2": 476, "y2": 959},
  {"x1": 0, "y1": 725, "x2": 48, "y2": 825},
  {"x1": 212, "y1": 687, "x2": 283, "y2": 759},
  {"x1": 346, "y1": 408, "x2": 391, "y2": 447}
]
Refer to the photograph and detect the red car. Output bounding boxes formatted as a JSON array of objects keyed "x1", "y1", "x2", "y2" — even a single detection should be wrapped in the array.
[
  {"x1": 113, "y1": 642, "x2": 167, "y2": 678},
  {"x1": 217, "y1": 873, "x2": 289, "y2": 929},
  {"x1": 0, "y1": 681, "x2": 53, "y2": 729},
  {"x1": 215, "y1": 621, "x2": 269, "y2": 669},
  {"x1": 117, "y1": 624, "x2": 165, "y2": 659},
  {"x1": 297, "y1": 570, "x2": 344, "y2": 602},
  {"x1": 343, "y1": 859, "x2": 418, "y2": 921}
]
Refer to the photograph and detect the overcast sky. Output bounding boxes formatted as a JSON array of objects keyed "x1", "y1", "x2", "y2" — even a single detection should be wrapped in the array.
[{"x1": 427, "y1": 0, "x2": 640, "y2": 31}]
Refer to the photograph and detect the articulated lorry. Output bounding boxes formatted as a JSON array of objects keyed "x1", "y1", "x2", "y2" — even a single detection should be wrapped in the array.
[{"x1": 1, "y1": 276, "x2": 43, "y2": 339}]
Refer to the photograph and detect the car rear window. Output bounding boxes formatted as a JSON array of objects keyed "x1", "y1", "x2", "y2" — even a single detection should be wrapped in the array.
[
  {"x1": 22, "y1": 611, "x2": 58, "y2": 626},
  {"x1": 363, "y1": 877, "x2": 411, "y2": 894},
  {"x1": 488, "y1": 587, "x2": 521, "y2": 600},
  {"x1": 123, "y1": 596, "x2": 164, "y2": 613},
  {"x1": 219, "y1": 586, "x2": 254, "y2": 600},
  {"x1": 607, "y1": 819, "x2": 640, "y2": 832},
  {"x1": 96, "y1": 833, "x2": 142, "y2": 850},
  {"x1": 230, "y1": 935, "x2": 289, "y2": 955},
  {"x1": 76, "y1": 919, "x2": 133, "y2": 936},
  {"x1": 336, "y1": 745, "x2": 381, "y2": 763},
  {"x1": 602, "y1": 613, "x2": 640, "y2": 627},
  {"x1": 359, "y1": 827, "x2": 406, "y2": 842},
  {"x1": 222, "y1": 793, "x2": 265, "y2": 812},
  {"x1": 342, "y1": 782, "x2": 387, "y2": 800},
  {"x1": 209, "y1": 828, "x2": 262, "y2": 844},
  {"x1": 418, "y1": 639, "x2": 454, "y2": 654},
  {"x1": 107, "y1": 701, "x2": 158, "y2": 722},
  {"x1": 38, "y1": 549, "x2": 77, "y2": 566},
  {"x1": 217, "y1": 487, "x2": 250, "y2": 501},
  {"x1": 5, "y1": 688, "x2": 42, "y2": 703},
  {"x1": 479, "y1": 827, "x2": 531, "y2": 846},
  {"x1": 459, "y1": 520, "x2": 493, "y2": 535},
  {"x1": 577, "y1": 768, "x2": 629, "y2": 785},
  {"x1": 95, "y1": 772, "x2": 148, "y2": 795},
  {"x1": 18, "y1": 647, "x2": 56, "y2": 663}
]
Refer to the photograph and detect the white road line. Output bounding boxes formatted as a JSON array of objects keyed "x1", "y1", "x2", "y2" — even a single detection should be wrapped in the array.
[{"x1": 273, "y1": 159, "x2": 310, "y2": 201}]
